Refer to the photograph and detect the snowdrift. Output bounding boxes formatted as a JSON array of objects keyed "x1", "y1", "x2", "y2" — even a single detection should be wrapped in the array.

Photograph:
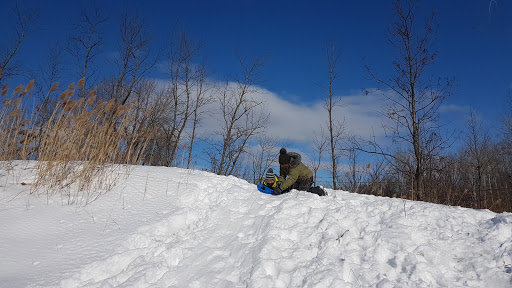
[{"x1": 0, "y1": 162, "x2": 511, "y2": 287}]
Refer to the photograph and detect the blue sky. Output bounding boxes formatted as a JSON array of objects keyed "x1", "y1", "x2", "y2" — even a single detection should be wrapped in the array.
[{"x1": 2, "y1": 0, "x2": 512, "y2": 151}]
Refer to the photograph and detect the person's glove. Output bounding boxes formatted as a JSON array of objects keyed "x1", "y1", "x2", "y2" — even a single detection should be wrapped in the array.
[{"x1": 272, "y1": 184, "x2": 282, "y2": 195}]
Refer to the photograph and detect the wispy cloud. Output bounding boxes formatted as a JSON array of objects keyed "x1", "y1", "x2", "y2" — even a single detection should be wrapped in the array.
[
  {"x1": 248, "y1": 87, "x2": 391, "y2": 143},
  {"x1": 183, "y1": 80, "x2": 393, "y2": 146},
  {"x1": 439, "y1": 104, "x2": 470, "y2": 114},
  {"x1": 151, "y1": 77, "x2": 467, "y2": 154}
]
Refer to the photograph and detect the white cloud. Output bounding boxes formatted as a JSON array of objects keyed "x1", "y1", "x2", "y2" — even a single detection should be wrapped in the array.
[
  {"x1": 187, "y1": 81, "x2": 392, "y2": 148},
  {"x1": 247, "y1": 87, "x2": 390, "y2": 143},
  {"x1": 337, "y1": 94, "x2": 390, "y2": 139},
  {"x1": 151, "y1": 77, "x2": 468, "y2": 153},
  {"x1": 148, "y1": 77, "x2": 468, "y2": 174}
]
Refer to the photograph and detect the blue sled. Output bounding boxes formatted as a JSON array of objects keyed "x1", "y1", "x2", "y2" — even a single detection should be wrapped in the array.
[{"x1": 257, "y1": 184, "x2": 274, "y2": 194}]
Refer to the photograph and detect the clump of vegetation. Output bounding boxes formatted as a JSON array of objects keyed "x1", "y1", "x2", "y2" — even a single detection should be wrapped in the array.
[{"x1": 0, "y1": 79, "x2": 154, "y2": 205}]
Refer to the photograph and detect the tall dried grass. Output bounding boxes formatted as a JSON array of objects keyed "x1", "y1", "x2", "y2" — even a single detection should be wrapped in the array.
[
  {"x1": 0, "y1": 80, "x2": 155, "y2": 206},
  {"x1": 0, "y1": 80, "x2": 36, "y2": 164}
]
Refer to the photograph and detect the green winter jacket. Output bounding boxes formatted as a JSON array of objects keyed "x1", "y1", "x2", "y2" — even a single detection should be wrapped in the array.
[{"x1": 279, "y1": 152, "x2": 313, "y2": 191}]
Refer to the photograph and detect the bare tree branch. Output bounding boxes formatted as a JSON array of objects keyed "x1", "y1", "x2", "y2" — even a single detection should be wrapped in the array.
[
  {"x1": 362, "y1": 0, "x2": 454, "y2": 200},
  {"x1": 0, "y1": 3, "x2": 37, "y2": 84},
  {"x1": 210, "y1": 55, "x2": 269, "y2": 176},
  {"x1": 67, "y1": 6, "x2": 108, "y2": 96}
]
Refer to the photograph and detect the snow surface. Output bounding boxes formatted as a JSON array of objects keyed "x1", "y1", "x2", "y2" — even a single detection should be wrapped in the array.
[{"x1": 1, "y1": 161, "x2": 511, "y2": 287}]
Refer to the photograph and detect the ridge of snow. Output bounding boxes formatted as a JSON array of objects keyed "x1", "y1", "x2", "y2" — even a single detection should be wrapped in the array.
[{"x1": 0, "y1": 161, "x2": 511, "y2": 287}]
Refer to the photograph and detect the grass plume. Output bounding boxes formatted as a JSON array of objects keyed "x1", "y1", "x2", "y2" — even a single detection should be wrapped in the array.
[{"x1": 0, "y1": 80, "x2": 154, "y2": 206}]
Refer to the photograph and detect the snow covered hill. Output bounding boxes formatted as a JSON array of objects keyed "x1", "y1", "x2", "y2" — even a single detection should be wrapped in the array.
[{"x1": 1, "y1": 162, "x2": 511, "y2": 287}]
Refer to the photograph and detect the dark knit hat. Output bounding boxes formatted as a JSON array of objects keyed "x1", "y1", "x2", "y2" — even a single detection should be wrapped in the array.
[
  {"x1": 264, "y1": 168, "x2": 276, "y2": 181},
  {"x1": 279, "y1": 148, "x2": 291, "y2": 164}
]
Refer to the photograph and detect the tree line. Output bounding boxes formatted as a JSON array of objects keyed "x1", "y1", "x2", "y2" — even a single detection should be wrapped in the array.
[
  {"x1": 318, "y1": 0, "x2": 512, "y2": 213},
  {"x1": 0, "y1": 1, "x2": 511, "y2": 212}
]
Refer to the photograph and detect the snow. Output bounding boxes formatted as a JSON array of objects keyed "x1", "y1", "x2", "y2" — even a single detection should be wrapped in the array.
[{"x1": 1, "y1": 162, "x2": 511, "y2": 287}]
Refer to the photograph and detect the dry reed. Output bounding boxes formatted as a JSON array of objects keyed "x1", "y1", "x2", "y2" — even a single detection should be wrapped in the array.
[{"x1": 0, "y1": 80, "x2": 154, "y2": 206}]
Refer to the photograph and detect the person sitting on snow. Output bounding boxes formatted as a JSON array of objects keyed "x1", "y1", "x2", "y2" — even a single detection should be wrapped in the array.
[
  {"x1": 274, "y1": 148, "x2": 315, "y2": 195},
  {"x1": 263, "y1": 168, "x2": 279, "y2": 189}
]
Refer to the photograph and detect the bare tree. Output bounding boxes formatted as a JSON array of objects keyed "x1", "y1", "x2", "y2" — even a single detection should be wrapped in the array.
[
  {"x1": 166, "y1": 31, "x2": 206, "y2": 166},
  {"x1": 209, "y1": 55, "x2": 269, "y2": 176},
  {"x1": 309, "y1": 127, "x2": 328, "y2": 186},
  {"x1": 144, "y1": 89, "x2": 174, "y2": 166},
  {"x1": 124, "y1": 78, "x2": 161, "y2": 164},
  {"x1": 0, "y1": 3, "x2": 37, "y2": 84},
  {"x1": 498, "y1": 90, "x2": 512, "y2": 199},
  {"x1": 106, "y1": 13, "x2": 156, "y2": 106},
  {"x1": 186, "y1": 62, "x2": 210, "y2": 169},
  {"x1": 502, "y1": 89, "x2": 512, "y2": 143},
  {"x1": 143, "y1": 30, "x2": 208, "y2": 167},
  {"x1": 250, "y1": 136, "x2": 279, "y2": 184},
  {"x1": 67, "y1": 6, "x2": 107, "y2": 97},
  {"x1": 322, "y1": 43, "x2": 347, "y2": 190},
  {"x1": 462, "y1": 110, "x2": 492, "y2": 207},
  {"x1": 364, "y1": 0, "x2": 453, "y2": 200},
  {"x1": 34, "y1": 42, "x2": 65, "y2": 117},
  {"x1": 29, "y1": 41, "x2": 66, "y2": 158}
]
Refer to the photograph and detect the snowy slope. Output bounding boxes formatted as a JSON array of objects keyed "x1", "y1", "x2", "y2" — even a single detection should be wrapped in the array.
[{"x1": 0, "y1": 162, "x2": 511, "y2": 287}]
